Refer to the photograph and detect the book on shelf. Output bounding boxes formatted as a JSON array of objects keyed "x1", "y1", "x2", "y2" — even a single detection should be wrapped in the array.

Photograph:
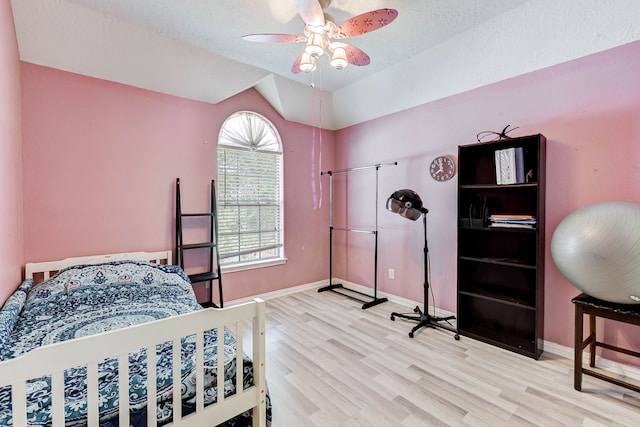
[
  {"x1": 489, "y1": 214, "x2": 536, "y2": 221},
  {"x1": 494, "y1": 151, "x2": 502, "y2": 185},
  {"x1": 515, "y1": 147, "x2": 525, "y2": 183},
  {"x1": 498, "y1": 148, "x2": 515, "y2": 184},
  {"x1": 494, "y1": 147, "x2": 525, "y2": 185},
  {"x1": 491, "y1": 220, "x2": 536, "y2": 225},
  {"x1": 489, "y1": 214, "x2": 535, "y2": 220},
  {"x1": 489, "y1": 222, "x2": 535, "y2": 229},
  {"x1": 489, "y1": 213, "x2": 537, "y2": 229}
]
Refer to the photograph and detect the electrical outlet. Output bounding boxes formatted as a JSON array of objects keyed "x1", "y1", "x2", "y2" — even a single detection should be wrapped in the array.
[{"x1": 388, "y1": 269, "x2": 395, "y2": 279}]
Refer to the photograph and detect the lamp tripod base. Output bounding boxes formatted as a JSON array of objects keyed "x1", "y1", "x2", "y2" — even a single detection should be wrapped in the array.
[{"x1": 391, "y1": 306, "x2": 460, "y2": 339}]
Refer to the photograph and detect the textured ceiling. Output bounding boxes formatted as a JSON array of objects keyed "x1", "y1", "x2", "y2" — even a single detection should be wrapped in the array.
[
  {"x1": 10, "y1": 0, "x2": 640, "y2": 129},
  {"x1": 61, "y1": 0, "x2": 529, "y2": 92}
]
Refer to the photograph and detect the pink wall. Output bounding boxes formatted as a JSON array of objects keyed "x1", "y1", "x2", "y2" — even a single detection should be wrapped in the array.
[
  {"x1": 21, "y1": 63, "x2": 332, "y2": 301},
  {"x1": 0, "y1": 1, "x2": 23, "y2": 306},
  {"x1": 335, "y1": 41, "x2": 640, "y2": 356},
  {"x1": 17, "y1": 35, "x2": 640, "y2": 358}
]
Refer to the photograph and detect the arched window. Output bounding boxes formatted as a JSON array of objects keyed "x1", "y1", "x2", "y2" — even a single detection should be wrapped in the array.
[{"x1": 217, "y1": 111, "x2": 284, "y2": 269}]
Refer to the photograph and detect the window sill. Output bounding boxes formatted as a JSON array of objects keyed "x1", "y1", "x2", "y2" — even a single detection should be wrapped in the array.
[{"x1": 221, "y1": 257, "x2": 288, "y2": 273}]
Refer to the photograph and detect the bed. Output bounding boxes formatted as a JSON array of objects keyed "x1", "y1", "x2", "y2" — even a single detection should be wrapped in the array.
[{"x1": 0, "y1": 251, "x2": 269, "y2": 426}]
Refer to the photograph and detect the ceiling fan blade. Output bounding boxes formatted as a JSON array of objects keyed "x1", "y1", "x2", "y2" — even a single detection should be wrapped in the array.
[
  {"x1": 243, "y1": 33, "x2": 306, "y2": 43},
  {"x1": 336, "y1": 9, "x2": 398, "y2": 38},
  {"x1": 291, "y1": 54, "x2": 304, "y2": 74},
  {"x1": 294, "y1": 0, "x2": 325, "y2": 26},
  {"x1": 343, "y1": 44, "x2": 370, "y2": 66}
]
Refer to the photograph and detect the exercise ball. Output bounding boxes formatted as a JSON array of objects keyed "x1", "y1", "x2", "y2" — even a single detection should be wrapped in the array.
[{"x1": 551, "y1": 201, "x2": 640, "y2": 304}]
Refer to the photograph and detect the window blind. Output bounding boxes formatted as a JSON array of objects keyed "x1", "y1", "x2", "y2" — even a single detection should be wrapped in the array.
[{"x1": 217, "y1": 146, "x2": 282, "y2": 265}]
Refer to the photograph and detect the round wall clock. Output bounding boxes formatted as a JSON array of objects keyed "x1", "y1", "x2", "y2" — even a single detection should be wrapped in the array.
[{"x1": 429, "y1": 156, "x2": 456, "y2": 181}]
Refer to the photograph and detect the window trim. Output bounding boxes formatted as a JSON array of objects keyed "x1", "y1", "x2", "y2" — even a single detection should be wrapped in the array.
[{"x1": 220, "y1": 256, "x2": 288, "y2": 274}]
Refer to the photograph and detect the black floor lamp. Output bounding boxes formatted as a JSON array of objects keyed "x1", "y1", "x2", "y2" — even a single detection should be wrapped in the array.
[{"x1": 386, "y1": 189, "x2": 460, "y2": 339}]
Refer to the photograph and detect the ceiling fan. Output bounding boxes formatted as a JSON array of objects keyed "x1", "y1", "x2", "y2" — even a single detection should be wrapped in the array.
[{"x1": 243, "y1": 0, "x2": 398, "y2": 73}]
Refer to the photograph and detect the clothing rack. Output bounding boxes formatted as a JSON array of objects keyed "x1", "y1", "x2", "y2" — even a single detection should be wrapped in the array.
[{"x1": 319, "y1": 161, "x2": 397, "y2": 309}]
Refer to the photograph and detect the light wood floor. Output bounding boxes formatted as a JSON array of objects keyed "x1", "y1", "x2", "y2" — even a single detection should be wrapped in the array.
[{"x1": 256, "y1": 287, "x2": 640, "y2": 427}]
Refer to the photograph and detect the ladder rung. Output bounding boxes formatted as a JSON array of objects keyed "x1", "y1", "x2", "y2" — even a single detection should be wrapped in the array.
[
  {"x1": 200, "y1": 301, "x2": 219, "y2": 308},
  {"x1": 180, "y1": 242, "x2": 217, "y2": 250},
  {"x1": 189, "y1": 272, "x2": 219, "y2": 283},
  {"x1": 179, "y1": 213, "x2": 215, "y2": 217}
]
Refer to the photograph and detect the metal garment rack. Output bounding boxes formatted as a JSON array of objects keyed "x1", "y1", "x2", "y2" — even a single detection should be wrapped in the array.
[{"x1": 318, "y1": 161, "x2": 397, "y2": 309}]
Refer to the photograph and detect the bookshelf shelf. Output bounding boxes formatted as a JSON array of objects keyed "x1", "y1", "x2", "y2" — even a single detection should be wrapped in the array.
[
  {"x1": 458, "y1": 255, "x2": 537, "y2": 269},
  {"x1": 459, "y1": 183, "x2": 538, "y2": 190},
  {"x1": 457, "y1": 134, "x2": 546, "y2": 359}
]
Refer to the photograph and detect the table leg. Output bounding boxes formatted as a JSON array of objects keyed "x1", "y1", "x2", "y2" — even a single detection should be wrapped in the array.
[
  {"x1": 574, "y1": 304, "x2": 583, "y2": 391},
  {"x1": 589, "y1": 314, "x2": 596, "y2": 367}
]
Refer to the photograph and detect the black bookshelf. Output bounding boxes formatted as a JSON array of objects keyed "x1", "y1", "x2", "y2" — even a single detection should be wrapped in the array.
[{"x1": 457, "y1": 135, "x2": 546, "y2": 359}]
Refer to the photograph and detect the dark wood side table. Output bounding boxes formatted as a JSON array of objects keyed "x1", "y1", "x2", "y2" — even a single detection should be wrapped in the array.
[{"x1": 572, "y1": 293, "x2": 640, "y2": 392}]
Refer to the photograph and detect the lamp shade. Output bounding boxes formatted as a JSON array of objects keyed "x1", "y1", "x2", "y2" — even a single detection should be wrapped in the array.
[
  {"x1": 330, "y1": 45, "x2": 348, "y2": 70},
  {"x1": 299, "y1": 52, "x2": 317, "y2": 72},
  {"x1": 386, "y1": 189, "x2": 426, "y2": 221},
  {"x1": 305, "y1": 31, "x2": 326, "y2": 57}
]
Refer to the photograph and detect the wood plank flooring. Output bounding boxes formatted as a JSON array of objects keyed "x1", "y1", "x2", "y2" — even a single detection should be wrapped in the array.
[{"x1": 255, "y1": 288, "x2": 640, "y2": 426}]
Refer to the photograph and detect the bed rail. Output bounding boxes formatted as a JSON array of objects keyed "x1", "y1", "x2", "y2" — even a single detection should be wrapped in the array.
[{"x1": 0, "y1": 298, "x2": 266, "y2": 426}]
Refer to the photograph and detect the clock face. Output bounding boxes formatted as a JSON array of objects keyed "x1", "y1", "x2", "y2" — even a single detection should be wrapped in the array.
[{"x1": 429, "y1": 156, "x2": 456, "y2": 181}]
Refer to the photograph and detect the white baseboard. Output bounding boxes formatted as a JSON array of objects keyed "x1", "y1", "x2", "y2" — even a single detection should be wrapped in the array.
[
  {"x1": 226, "y1": 279, "x2": 327, "y2": 305},
  {"x1": 229, "y1": 277, "x2": 640, "y2": 382}
]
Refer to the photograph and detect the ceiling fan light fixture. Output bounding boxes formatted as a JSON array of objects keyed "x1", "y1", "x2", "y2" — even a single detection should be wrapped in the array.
[
  {"x1": 299, "y1": 52, "x2": 317, "y2": 72},
  {"x1": 304, "y1": 26, "x2": 326, "y2": 57},
  {"x1": 244, "y1": 3, "x2": 398, "y2": 75},
  {"x1": 330, "y1": 45, "x2": 348, "y2": 70}
]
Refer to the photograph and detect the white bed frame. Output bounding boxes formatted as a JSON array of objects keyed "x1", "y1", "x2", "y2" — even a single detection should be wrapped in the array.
[{"x1": 1, "y1": 251, "x2": 266, "y2": 426}]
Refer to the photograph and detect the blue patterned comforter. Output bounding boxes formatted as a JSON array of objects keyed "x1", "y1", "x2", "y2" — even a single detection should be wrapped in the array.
[{"x1": 0, "y1": 261, "x2": 267, "y2": 426}]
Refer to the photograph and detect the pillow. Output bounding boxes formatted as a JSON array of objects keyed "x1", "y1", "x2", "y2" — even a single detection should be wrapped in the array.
[
  {"x1": 0, "y1": 279, "x2": 33, "y2": 351},
  {"x1": 25, "y1": 261, "x2": 192, "y2": 308}
]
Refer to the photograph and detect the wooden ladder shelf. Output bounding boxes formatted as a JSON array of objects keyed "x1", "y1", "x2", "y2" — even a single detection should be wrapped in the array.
[{"x1": 175, "y1": 178, "x2": 223, "y2": 308}]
